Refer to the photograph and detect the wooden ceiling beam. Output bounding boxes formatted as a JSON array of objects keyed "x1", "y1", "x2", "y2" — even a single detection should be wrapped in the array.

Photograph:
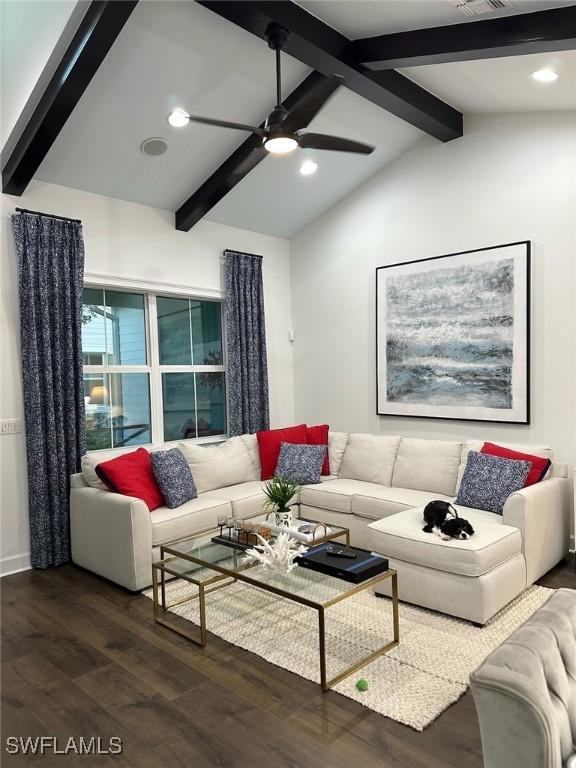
[
  {"x1": 197, "y1": 1, "x2": 463, "y2": 143},
  {"x1": 2, "y1": 0, "x2": 138, "y2": 196},
  {"x1": 347, "y1": 5, "x2": 576, "y2": 70}
]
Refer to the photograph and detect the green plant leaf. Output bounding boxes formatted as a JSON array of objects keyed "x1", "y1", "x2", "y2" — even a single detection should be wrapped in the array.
[{"x1": 262, "y1": 476, "x2": 300, "y2": 511}]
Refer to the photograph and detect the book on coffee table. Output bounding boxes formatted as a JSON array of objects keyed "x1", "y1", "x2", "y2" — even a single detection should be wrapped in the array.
[{"x1": 296, "y1": 543, "x2": 389, "y2": 583}]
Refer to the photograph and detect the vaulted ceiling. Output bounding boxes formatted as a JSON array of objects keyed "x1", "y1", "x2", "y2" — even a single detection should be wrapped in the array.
[{"x1": 2, "y1": 0, "x2": 575, "y2": 238}]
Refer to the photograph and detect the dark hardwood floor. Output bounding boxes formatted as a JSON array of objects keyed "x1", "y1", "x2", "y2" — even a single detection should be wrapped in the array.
[{"x1": 2, "y1": 558, "x2": 575, "y2": 767}]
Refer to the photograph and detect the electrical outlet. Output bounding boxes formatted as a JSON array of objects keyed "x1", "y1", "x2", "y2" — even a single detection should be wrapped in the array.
[{"x1": 0, "y1": 419, "x2": 21, "y2": 434}]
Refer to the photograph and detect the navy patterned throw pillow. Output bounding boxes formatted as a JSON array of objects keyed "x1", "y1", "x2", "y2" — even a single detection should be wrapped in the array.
[
  {"x1": 456, "y1": 451, "x2": 532, "y2": 515},
  {"x1": 151, "y1": 448, "x2": 197, "y2": 509},
  {"x1": 275, "y1": 442, "x2": 326, "y2": 485}
]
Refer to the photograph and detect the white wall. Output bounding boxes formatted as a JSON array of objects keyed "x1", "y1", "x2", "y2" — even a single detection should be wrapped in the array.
[
  {"x1": 291, "y1": 113, "x2": 576, "y2": 470},
  {"x1": 0, "y1": 181, "x2": 295, "y2": 575}
]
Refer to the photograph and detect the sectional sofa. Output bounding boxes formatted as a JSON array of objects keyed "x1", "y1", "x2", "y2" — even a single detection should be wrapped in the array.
[{"x1": 70, "y1": 432, "x2": 570, "y2": 624}]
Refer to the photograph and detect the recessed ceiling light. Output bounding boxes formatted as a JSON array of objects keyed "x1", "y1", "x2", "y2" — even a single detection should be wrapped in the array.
[
  {"x1": 168, "y1": 108, "x2": 190, "y2": 127},
  {"x1": 299, "y1": 160, "x2": 318, "y2": 176},
  {"x1": 531, "y1": 68, "x2": 559, "y2": 83}
]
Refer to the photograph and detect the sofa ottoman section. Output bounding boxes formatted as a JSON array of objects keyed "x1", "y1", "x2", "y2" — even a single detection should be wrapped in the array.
[
  {"x1": 368, "y1": 505, "x2": 526, "y2": 624},
  {"x1": 375, "y1": 555, "x2": 526, "y2": 625}
]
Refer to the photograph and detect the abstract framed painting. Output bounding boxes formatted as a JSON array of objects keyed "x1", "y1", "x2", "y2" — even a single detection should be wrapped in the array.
[{"x1": 376, "y1": 242, "x2": 530, "y2": 424}]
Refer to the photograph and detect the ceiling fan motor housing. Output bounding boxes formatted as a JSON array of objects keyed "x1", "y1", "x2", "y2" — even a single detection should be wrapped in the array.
[
  {"x1": 265, "y1": 105, "x2": 289, "y2": 131},
  {"x1": 265, "y1": 23, "x2": 289, "y2": 51}
]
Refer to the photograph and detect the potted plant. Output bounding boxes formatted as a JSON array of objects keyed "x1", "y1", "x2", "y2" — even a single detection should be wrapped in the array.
[{"x1": 263, "y1": 476, "x2": 299, "y2": 528}]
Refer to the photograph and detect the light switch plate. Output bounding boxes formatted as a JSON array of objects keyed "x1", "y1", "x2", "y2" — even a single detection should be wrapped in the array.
[{"x1": 0, "y1": 419, "x2": 22, "y2": 434}]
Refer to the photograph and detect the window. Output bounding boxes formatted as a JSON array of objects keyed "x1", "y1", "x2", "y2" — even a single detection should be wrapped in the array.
[
  {"x1": 156, "y1": 296, "x2": 226, "y2": 441},
  {"x1": 82, "y1": 288, "x2": 226, "y2": 451}
]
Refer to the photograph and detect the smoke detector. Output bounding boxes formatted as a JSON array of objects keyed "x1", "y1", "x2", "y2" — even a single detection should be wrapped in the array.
[
  {"x1": 140, "y1": 137, "x2": 168, "y2": 156},
  {"x1": 451, "y1": 0, "x2": 512, "y2": 16}
]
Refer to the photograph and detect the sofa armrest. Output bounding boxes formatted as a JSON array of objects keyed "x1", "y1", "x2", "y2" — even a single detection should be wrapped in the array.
[
  {"x1": 502, "y1": 477, "x2": 570, "y2": 585},
  {"x1": 70, "y1": 472, "x2": 88, "y2": 489},
  {"x1": 70, "y1": 487, "x2": 153, "y2": 591}
]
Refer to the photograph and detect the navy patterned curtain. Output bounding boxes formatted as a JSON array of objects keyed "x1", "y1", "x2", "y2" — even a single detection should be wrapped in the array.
[
  {"x1": 11, "y1": 212, "x2": 86, "y2": 568},
  {"x1": 224, "y1": 250, "x2": 270, "y2": 435}
]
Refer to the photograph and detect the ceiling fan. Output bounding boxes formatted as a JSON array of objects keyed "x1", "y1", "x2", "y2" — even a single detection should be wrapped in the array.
[{"x1": 169, "y1": 23, "x2": 375, "y2": 157}]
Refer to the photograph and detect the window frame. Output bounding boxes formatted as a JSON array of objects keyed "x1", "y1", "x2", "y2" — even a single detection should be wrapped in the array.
[{"x1": 83, "y1": 278, "x2": 228, "y2": 453}]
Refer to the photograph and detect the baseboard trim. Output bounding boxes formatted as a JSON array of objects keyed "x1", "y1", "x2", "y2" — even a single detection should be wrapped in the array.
[{"x1": 1, "y1": 552, "x2": 32, "y2": 577}]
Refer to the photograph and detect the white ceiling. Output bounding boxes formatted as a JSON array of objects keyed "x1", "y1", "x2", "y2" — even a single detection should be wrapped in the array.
[
  {"x1": 33, "y1": 0, "x2": 424, "y2": 236},
  {"x1": 298, "y1": 0, "x2": 575, "y2": 38},
  {"x1": 208, "y1": 88, "x2": 424, "y2": 237},
  {"x1": 402, "y1": 50, "x2": 576, "y2": 113},
  {"x1": 35, "y1": 1, "x2": 310, "y2": 211},
  {"x1": 4, "y1": 0, "x2": 575, "y2": 238},
  {"x1": 300, "y1": 1, "x2": 576, "y2": 115}
]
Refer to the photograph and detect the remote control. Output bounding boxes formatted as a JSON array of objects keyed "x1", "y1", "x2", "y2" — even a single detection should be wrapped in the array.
[{"x1": 326, "y1": 547, "x2": 357, "y2": 560}]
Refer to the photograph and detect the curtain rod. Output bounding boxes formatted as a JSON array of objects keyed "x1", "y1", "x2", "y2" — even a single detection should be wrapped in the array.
[
  {"x1": 224, "y1": 249, "x2": 263, "y2": 258},
  {"x1": 15, "y1": 207, "x2": 81, "y2": 224}
]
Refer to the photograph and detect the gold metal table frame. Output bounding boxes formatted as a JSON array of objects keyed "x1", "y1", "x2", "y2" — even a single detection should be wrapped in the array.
[{"x1": 153, "y1": 537, "x2": 399, "y2": 692}]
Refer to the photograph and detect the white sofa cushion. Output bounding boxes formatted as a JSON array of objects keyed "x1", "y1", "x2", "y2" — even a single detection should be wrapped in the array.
[
  {"x1": 203, "y1": 481, "x2": 268, "y2": 519},
  {"x1": 339, "y1": 434, "x2": 402, "y2": 485},
  {"x1": 352, "y1": 486, "x2": 453, "y2": 521},
  {"x1": 392, "y1": 438, "x2": 462, "y2": 496},
  {"x1": 150, "y1": 496, "x2": 232, "y2": 545},
  {"x1": 456, "y1": 440, "x2": 553, "y2": 493},
  {"x1": 328, "y1": 432, "x2": 349, "y2": 476},
  {"x1": 178, "y1": 437, "x2": 255, "y2": 493},
  {"x1": 239, "y1": 434, "x2": 261, "y2": 480},
  {"x1": 300, "y1": 479, "x2": 383, "y2": 514},
  {"x1": 367, "y1": 505, "x2": 522, "y2": 577}
]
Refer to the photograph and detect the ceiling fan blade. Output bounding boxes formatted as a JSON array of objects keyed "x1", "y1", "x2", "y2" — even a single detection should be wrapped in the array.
[
  {"x1": 298, "y1": 132, "x2": 375, "y2": 155},
  {"x1": 188, "y1": 115, "x2": 265, "y2": 137},
  {"x1": 281, "y1": 75, "x2": 343, "y2": 132}
]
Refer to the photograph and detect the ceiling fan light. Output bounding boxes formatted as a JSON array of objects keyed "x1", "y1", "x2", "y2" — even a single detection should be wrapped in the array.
[
  {"x1": 264, "y1": 134, "x2": 298, "y2": 154},
  {"x1": 168, "y1": 108, "x2": 190, "y2": 127}
]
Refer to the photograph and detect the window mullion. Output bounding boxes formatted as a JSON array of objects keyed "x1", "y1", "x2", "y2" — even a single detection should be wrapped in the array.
[
  {"x1": 102, "y1": 287, "x2": 107, "y2": 366},
  {"x1": 188, "y1": 297, "x2": 194, "y2": 366},
  {"x1": 193, "y1": 370, "x2": 198, "y2": 440},
  {"x1": 147, "y1": 293, "x2": 163, "y2": 446}
]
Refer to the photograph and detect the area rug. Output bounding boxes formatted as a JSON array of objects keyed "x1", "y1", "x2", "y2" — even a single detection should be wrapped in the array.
[{"x1": 143, "y1": 578, "x2": 552, "y2": 731}]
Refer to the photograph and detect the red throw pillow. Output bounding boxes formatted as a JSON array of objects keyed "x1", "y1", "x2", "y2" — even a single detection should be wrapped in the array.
[
  {"x1": 257, "y1": 424, "x2": 308, "y2": 480},
  {"x1": 480, "y1": 442, "x2": 551, "y2": 487},
  {"x1": 307, "y1": 424, "x2": 330, "y2": 476},
  {"x1": 96, "y1": 447, "x2": 164, "y2": 511}
]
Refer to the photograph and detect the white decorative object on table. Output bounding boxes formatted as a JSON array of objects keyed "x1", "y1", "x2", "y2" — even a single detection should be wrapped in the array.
[
  {"x1": 244, "y1": 532, "x2": 308, "y2": 573},
  {"x1": 265, "y1": 519, "x2": 332, "y2": 544}
]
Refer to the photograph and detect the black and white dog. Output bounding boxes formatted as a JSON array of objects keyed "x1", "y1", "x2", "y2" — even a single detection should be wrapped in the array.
[{"x1": 422, "y1": 500, "x2": 474, "y2": 541}]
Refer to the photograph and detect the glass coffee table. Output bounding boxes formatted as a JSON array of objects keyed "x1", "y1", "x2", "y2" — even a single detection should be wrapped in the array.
[{"x1": 152, "y1": 525, "x2": 399, "y2": 691}]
